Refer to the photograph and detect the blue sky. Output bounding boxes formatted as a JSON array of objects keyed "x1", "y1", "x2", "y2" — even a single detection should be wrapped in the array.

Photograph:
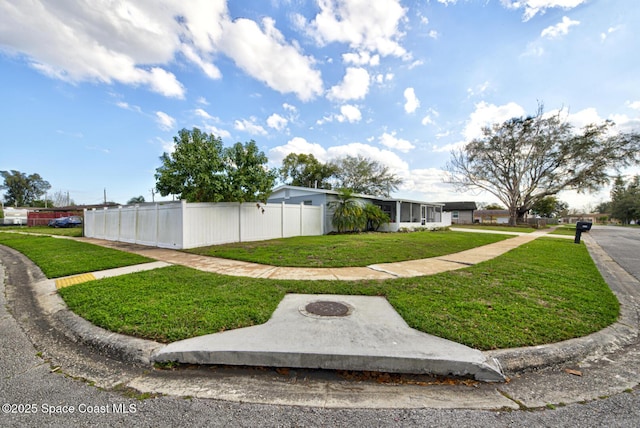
[{"x1": 1, "y1": 0, "x2": 639, "y2": 210}]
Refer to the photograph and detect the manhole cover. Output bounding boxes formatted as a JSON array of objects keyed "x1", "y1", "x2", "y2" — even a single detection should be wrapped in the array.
[{"x1": 304, "y1": 301, "x2": 350, "y2": 317}]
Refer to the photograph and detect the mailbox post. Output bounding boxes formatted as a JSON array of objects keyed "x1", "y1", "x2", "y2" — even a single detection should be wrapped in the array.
[{"x1": 574, "y1": 221, "x2": 592, "y2": 244}]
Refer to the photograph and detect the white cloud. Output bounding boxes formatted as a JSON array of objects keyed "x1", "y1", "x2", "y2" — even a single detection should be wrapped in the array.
[
  {"x1": 316, "y1": 104, "x2": 362, "y2": 124},
  {"x1": 374, "y1": 73, "x2": 394, "y2": 84},
  {"x1": 338, "y1": 104, "x2": 362, "y2": 123},
  {"x1": 194, "y1": 108, "x2": 215, "y2": 120},
  {"x1": 379, "y1": 132, "x2": 415, "y2": 153},
  {"x1": 203, "y1": 125, "x2": 231, "y2": 140},
  {"x1": 428, "y1": 30, "x2": 439, "y2": 39},
  {"x1": 267, "y1": 113, "x2": 288, "y2": 131},
  {"x1": 626, "y1": 101, "x2": 640, "y2": 110},
  {"x1": 433, "y1": 101, "x2": 526, "y2": 153},
  {"x1": 196, "y1": 97, "x2": 209, "y2": 105},
  {"x1": 467, "y1": 81, "x2": 491, "y2": 98},
  {"x1": 304, "y1": 0, "x2": 408, "y2": 57},
  {"x1": 403, "y1": 87, "x2": 420, "y2": 113},
  {"x1": 219, "y1": 17, "x2": 323, "y2": 101},
  {"x1": 155, "y1": 111, "x2": 176, "y2": 131},
  {"x1": 600, "y1": 25, "x2": 622, "y2": 41},
  {"x1": 234, "y1": 118, "x2": 268, "y2": 136},
  {"x1": 462, "y1": 101, "x2": 526, "y2": 141},
  {"x1": 421, "y1": 108, "x2": 440, "y2": 126},
  {"x1": 269, "y1": 137, "x2": 329, "y2": 163},
  {"x1": 0, "y1": 1, "x2": 322, "y2": 101},
  {"x1": 283, "y1": 103, "x2": 297, "y2": 112},
  {"x1": 342, "y1": 51, "x2": 380, "y2": 66},
  {"x1": 500, "y1": 0, "x2": 587, "y2": 22},
  {"x1": 327, "y1": 67, "x2": 370, "y2": 101},
  {"x1": 541, "y1": 16, "x2": 580, "y2": 39}
]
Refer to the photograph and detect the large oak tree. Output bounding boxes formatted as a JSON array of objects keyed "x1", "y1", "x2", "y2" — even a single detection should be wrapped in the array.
[{"x1": 445, "y1": 108, "x2": 640, "y2": 225}]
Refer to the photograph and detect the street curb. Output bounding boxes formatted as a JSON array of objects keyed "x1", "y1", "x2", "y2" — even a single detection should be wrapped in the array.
[
  {"x1": 31, "y1": 276, "x2": 164, "y2": 367},
  {"x1": 487, "y1": 233, "x2": 640, "y2": 373}
]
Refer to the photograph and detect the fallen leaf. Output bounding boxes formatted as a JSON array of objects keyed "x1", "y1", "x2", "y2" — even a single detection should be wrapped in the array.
[{"x1": 564, "y1": 368, "x2": 582, "y2": 376}]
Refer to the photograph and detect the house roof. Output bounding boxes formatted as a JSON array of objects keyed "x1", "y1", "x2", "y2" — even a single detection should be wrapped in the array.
[
  {"x1": 441, "y1": 201, "x2": 477, "y2": 211},
  {"x1": 270, "y1": 185, "x2": 443, "y2": 206}
]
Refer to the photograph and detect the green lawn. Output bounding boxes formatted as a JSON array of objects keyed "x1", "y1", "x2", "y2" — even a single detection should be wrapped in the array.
[
  {"x1": 186, "y1": 230, "x2": 511, "y2": 267},
  {"x1": 0, "y1": 233, "x2": 150, "y2": 278},
  {"x1": 1, "y1": 231, "x2": 619, "y2": 350},
  {"x1": 0, "y1": 225, "x2": 84, "y2": 237},
  {"x1": 56, "y1": 238, "x2": 618, "y2": 350}
]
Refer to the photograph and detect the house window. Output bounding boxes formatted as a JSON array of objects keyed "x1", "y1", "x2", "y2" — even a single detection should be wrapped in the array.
[
  {"x1": 303, "y1": 200, "x2": 312, "y2": 206},
  {"x1": 452, "y1": 211, "x2": 459, "y2": 220}
]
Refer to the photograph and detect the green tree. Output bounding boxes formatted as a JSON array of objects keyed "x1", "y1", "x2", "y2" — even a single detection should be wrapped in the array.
[
  {"x1": 595, "y1": 201, "x2": 612, "y2": 214},
  {"x1": 328, "y1": 188, "x2": 365, "y2": 233},
  {"x1": 0, "y1": 170, "x2": 51, "y2": 207},
  {"x1": 155, "y1": 128, "x2": 276, "y2": 203},
  {"x1": 610, "y1": 175, "x2": 640, "y2": 225},
  {"x1": 483, "y1": 203, "x2": 505, "y2": 210},
  {"x1": 331, "y1": 155, "x2": 402, "y2": 197},
  {"x1": 127, "y1": 196, "x2": 146, "y2": 204},
  {"x1": 279, "y1": 153, "x2": 337, "y2": 189},
  {"x1": 445, "y1": 106, "x2": 640, "y2": 226},
  {"x1": 224, "y1": 141, "x2": 277, "y2": 203},
  {"x1": 530, "y1": 196, "x2": 568, "y2": 218}
]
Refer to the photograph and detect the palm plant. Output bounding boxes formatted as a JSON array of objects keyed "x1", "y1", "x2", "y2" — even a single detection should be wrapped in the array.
[
  {"x1": 328, "y1": 188, "x2": 365, "y2": 233},
  {"x1": 363, "y1": 203, "x2": 390, "y2": 231}
]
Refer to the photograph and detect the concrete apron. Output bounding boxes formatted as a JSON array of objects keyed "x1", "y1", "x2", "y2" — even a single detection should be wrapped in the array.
[{"x1": 153, "y1": 294, "x2": 505, "y2": 382}]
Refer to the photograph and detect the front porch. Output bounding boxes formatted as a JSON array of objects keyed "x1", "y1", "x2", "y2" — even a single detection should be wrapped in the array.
[{"x1": 373, "y1": 201, "x2": 449, "y2": 231}]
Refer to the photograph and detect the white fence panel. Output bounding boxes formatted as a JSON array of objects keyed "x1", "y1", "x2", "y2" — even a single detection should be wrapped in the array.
[
  {"x1": 183, "y1": 202, "x2": 239, "y2": 248},
  {"x1": 241, "y1": 203, "x2": 282, "y2": 242},
  {"x1": 135, "y1": 205, "x2": 158, "y2": 246},
  {"x1": 92, "y1": 209, "x2": 106, "y2": 239},
  {"x1": 104, "y1": 209, "x2": 120, "y2": 241},
  {"x1": 85, "y1": 200, "x2": 323, "y2": 249},
  {"x1": 119, "y1": 208, "x2": 137, "y2": 243},
  {"x1": 301, "y1": 204, "x2": 323, "y2": 236},
  {"x1": 157, "y1": 203, "x2": 183, "y2": 249},
  {"x1": 282, "y1": 204, "x2": 302, "y2": 238}
]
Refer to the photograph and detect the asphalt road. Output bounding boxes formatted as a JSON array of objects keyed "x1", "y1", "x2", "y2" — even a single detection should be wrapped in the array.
[
  {"x1": 1, "y1": 228, "x2": 639, "y2": 427},
  {"x1": 589, "y1": 225, "x2": 640, "y2": 282}
]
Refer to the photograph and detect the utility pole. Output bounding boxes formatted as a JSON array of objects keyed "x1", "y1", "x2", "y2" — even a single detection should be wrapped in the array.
[{"x1": 104, "y1": 188, "x2": 107, "y2": 205}]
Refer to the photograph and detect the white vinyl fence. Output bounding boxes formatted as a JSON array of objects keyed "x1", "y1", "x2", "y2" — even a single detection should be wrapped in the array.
[{"x1": 84, "y1": 201, "x2": 324, "y2": 249}]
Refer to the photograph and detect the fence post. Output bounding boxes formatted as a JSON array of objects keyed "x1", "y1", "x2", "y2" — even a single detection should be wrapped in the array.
[
  {"x1": 238, "y1": 202, "x2": 243, "y2": 243},
  {"x1": 155, "y1": 203, "x2": 159, "y2": 247},
  {"x1": 281, "y1": 202, "x2": 285, "y2": 238}
]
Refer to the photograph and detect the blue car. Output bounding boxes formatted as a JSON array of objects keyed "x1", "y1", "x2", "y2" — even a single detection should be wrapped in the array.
[{"x1": 50, "y1": 216, "x2": 83, "y2": 228}]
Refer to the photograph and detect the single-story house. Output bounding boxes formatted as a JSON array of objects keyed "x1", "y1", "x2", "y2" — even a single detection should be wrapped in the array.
[
  {"x1": 267, "y1": 185, "x2": 451, "y2": 233},
  {"x1": 474, "y1": 209, "x2": 511, "y2": 224},
  {"x1": 561, "y1": 213, "x2": 599, "y2": 224},
  {"x1": 441, "y1": 201, "x2": 477, "y2": 225}
]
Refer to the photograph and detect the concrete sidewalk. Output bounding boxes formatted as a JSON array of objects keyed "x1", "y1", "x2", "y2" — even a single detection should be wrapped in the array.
[{"x1": 77, "y1": 228, "x2": 559, "y2": 280}]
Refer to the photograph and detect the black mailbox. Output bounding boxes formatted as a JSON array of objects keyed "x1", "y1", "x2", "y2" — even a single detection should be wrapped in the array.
[
  {"x1": 574, "y1": 221, "x2": 592, "y2": 243},
  {"x1": 576, "y1": 221, "x2": 592, "y2": 231}
]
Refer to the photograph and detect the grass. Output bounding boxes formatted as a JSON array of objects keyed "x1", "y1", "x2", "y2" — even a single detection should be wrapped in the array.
[
  {"x1": 0, "y1": 232, "x2": 151, "y2": 278},
  {"x1": 185, "y1": 230, "x2": 512, "y2": 267},
  {"x1": 55, "y1": 237, "x2": 619, "y2": 350},
  {"x1": 0, "y1": 225, "x2": 84, "y2": 237}
]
